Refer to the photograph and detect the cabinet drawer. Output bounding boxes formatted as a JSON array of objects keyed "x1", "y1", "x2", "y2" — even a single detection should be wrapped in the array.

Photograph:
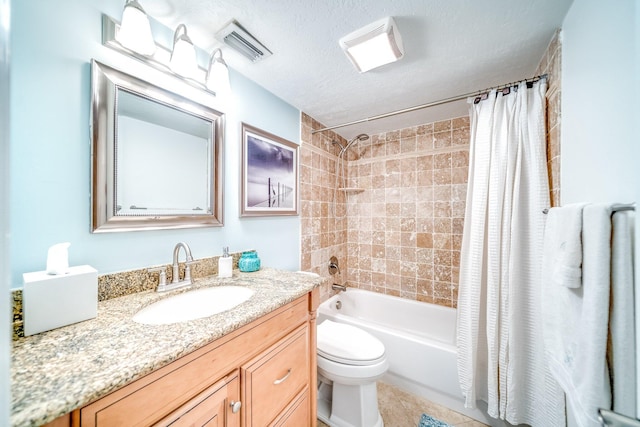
[
  {"x1": 272, "y1": 389, "x2": 309, "y2": 427},
  {"x1": 243, "y1": 325, "x2": 309, "y2": 426}
]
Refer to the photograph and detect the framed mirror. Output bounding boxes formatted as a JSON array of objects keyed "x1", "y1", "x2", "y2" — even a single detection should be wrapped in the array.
[{"x1": 90, "y1": 60, "x2": 224, "y2": 232}]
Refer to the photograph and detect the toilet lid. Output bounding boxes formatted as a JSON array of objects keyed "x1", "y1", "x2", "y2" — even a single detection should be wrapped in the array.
[{"x1": 317, "y1": 320, "x2": 385, "y2": 366}]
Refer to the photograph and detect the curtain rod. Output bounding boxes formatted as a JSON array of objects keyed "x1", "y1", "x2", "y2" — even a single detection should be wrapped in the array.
[{"x1": 311, "y1": 74, "x2": 548, "y2": 134}]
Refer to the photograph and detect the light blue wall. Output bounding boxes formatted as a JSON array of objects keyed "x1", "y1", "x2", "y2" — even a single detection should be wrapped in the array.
[
  {"x1": 1, "y1": 0, "x2": 11, "y2": 422},
  {"x1": 10, "y1": 0, "x2": 301, "y2": 287},
  {"x1": 562, "y1": 0, "x2": 639, "y2": 417},
  {"x1": 561, "y1": 0, "x2": 637, "y2": 205}
]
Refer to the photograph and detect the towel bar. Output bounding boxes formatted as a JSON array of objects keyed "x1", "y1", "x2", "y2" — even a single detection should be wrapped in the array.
[
  {"x1": 598, "y1": 408, "x2": 640, "y2": 427},
  {"x1": 543, "y1": 202, "x2": 635, "y2": 215}
]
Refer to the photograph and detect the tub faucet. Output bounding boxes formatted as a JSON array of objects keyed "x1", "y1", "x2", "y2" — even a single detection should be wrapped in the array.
[{"x1": 332, "y1": 283, "x2": 347, "y2": 292}]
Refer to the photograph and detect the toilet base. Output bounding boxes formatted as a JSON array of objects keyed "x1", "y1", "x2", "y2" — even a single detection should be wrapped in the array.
[{"x1": 317, "y1": 379, "x2": 384, "y2": 427}]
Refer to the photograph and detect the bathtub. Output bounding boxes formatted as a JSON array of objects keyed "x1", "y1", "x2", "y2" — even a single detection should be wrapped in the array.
[{"x1": 317, "y1": 289, "x2": 498, "y2": 425}]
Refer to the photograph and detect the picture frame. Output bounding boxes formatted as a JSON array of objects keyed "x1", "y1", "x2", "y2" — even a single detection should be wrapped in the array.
[{"x1": 241, "y1": 123, "x2": 299, "y2": 217}]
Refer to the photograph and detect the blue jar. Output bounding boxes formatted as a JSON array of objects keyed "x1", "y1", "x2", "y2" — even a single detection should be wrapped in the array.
[{"x1": 238, "y1": 251, "x2": 261, "y2": 272}]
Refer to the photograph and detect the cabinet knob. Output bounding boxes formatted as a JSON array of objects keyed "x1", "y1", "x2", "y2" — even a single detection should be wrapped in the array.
[{"x1": 230, "y1": 400, "x2": 242, "y2": 413}]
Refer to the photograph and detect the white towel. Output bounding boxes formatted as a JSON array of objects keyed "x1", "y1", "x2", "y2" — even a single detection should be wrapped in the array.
[
  {"x1": 608, "y1": 211, "x2": 636, "y2": 417},
  {"x1": 547, "y1": 203, "x2": 588, "y2": 288},
  {"x1": 542, "y1": 203, "x2": 612, "y2": 427}
]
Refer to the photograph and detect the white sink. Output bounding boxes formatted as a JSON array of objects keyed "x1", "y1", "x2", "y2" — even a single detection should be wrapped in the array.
[{"x1": 133, "y1": 286, "x2": 254, "y2": 325}]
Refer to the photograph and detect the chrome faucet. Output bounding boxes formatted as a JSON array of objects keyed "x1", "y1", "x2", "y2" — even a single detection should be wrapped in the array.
[
  {"x1": 150, "y1": 242, "x2": 195, "y2": 293},
  {"x1": 172, "y1": 242, "x2": 194, "y2": 285}
]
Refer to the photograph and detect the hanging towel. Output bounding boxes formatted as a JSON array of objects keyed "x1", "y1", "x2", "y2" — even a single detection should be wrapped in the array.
[
  {"x1": 608, "y1": 211, "x2": 636, "y2": 417},
  {"x1": 546, "y1": 203, "x2": 588, "y2": 288},
  {"x1": 542, "y1": 203, "x2": 612, "y2": 427}
]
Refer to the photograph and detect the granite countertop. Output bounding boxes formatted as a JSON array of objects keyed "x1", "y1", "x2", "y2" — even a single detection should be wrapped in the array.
[{"x1": 11, "y1": 268, "x2": 322, "y2": 427}]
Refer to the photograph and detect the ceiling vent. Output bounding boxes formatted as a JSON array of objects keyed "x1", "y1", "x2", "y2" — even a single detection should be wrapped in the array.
[{"x1": 215, "y1": 20, "x2": 272, "y2": 62}]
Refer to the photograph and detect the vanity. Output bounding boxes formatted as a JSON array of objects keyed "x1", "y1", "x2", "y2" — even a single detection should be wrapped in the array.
[{"x1": 11, "y1": 269, "x2": 321, "y2": 427}]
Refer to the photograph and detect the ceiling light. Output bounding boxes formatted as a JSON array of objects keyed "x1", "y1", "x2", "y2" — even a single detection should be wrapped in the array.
[
  {"x1": 206, "y1": 49, "x2": 231, "y2": 96},
  {"x1": 215, "y1": 21, "x2": 272, "y2": 63},
  {"x1": 115, "y1": 0, "x2": 156, "y2": 56},
  {"x1": 170, "y1": 24, "x2": 198, "y2": 78},
  {"x1": 339, "y1": 17, "x2": 404, "y2": 73}
]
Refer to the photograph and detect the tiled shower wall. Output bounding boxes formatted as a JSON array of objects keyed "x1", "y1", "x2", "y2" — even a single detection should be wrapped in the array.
[
  {"x1": 300, "y1": 30, "x2": 562, "y2": 308},
  {"x1": 300, "y1": 114, "x2": 349, "y2": 301},
  {"x1": 537, "y1": 30, "x2": 562, "y2": 207},
  {"x1": 342, "y1": 119, "x2": 470, "y2": 307},
  {"x1": 299, "y1": 115, "x2": 470, "y2": 307}
]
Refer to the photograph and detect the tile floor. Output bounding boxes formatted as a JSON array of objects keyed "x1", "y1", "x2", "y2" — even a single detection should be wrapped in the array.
[{"x1": 317, "y1": 381, "x2": 489, "y2": 427}]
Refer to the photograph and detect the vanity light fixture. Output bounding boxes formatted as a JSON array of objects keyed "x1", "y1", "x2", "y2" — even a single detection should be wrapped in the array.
[
  {"x1": 339, "y1": 17, "x2": 404, "y2": 73},
  {"x1": 103, "y1": 13, "x2": 231, "y2": 97},
  {"x1": 169, "y1": 24, "x2": 198, "y2": 78},
  {"x1": 206, "y1": 48, "x2": 231, "y2": 96},
  {"x1": 115, "y1": 0, "x2": 156, "y2": 56}
]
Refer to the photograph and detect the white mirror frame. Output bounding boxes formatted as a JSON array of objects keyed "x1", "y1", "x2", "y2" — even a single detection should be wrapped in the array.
[{"x1": 90, "y1": 59, "x2": 224, "y2": 233}]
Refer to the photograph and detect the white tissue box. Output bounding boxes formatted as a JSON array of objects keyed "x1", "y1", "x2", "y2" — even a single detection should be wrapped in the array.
[{"x1": 23, "y1": 265, "x2": 98, "y2": 336}]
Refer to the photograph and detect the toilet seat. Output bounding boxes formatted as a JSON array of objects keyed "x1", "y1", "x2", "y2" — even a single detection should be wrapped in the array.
[
  {"x1": 317, "y1": 353, "x2": 389, "y2": 385},
  {"x1": 317, "y1": 320, "x2": 386, "y2": 366}
]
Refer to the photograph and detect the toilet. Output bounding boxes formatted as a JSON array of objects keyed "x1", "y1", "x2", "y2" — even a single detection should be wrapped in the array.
[{"x1": 316, "y1": 319, "x2": 389, "y2": 427}]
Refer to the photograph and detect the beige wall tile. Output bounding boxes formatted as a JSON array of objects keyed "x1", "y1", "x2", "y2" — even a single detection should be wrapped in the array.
[{"x1": 434, "y1": 119, "x2": 452, "y2": 133}]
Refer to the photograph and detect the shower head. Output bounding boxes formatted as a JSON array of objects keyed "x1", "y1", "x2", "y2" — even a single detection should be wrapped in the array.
[
  {"x1": 344, "y1": 133, "x2": 370, "y2": 152},
  {"x1": 351, "y1": 133, "x2": 370, "y2": 143}
]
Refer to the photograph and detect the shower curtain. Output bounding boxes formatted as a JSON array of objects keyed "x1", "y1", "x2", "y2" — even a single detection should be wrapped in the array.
[{"x1": 456, "y1": 79, "x2": 565, "y2": 426}]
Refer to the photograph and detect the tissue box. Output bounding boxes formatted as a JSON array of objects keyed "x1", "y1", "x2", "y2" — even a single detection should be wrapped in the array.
[{"x1": 23, "y1": 265, "x2": 98, "y2": 336}]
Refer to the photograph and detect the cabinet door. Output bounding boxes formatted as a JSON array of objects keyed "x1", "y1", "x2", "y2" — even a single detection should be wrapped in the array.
[
  {"x1": 155, "y1": 372, "x2": 240, "y2": 427},
  {"x1": 242, "y1": 325, "x2": 309, "y2": 427}
]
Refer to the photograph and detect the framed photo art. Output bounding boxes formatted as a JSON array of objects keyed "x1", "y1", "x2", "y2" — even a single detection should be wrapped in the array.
[{"x1": 241, "y1": 123, "x2": 299, "y2": 217}]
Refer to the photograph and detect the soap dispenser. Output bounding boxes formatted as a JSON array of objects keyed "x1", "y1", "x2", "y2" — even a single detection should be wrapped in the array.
[{"x1": 218, "y1": 246, "x2": 233, "y2": 278}]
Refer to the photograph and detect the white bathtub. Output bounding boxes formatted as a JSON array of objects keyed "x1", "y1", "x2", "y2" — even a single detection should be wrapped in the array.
[{"x1": 317, "y1": 289, "x2": 498, "y2": 425}]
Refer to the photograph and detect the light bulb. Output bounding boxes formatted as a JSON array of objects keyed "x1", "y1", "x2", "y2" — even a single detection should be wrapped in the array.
[
  {"x1": 206, "y1": 49, "x2": 231, "y2": 97},
  {"x1": 170, "y1": 24, "x2": 198, "y2": 78},
  {"x1": 116, "y1": 0, "x2": 156, "y2": 56}
]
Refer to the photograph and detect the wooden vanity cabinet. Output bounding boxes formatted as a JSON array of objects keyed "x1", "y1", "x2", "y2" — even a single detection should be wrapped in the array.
[
  {"x1": 70, "y1": 290, "x2": 318, "y2": 427},
  {"x1": 242, "y1": 325, "x2": 309, "y2": 426}
]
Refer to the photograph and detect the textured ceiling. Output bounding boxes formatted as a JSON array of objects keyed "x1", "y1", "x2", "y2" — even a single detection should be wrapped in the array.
[{"x1": 145, "y1": 0, "x2": 573, "y2": 140}]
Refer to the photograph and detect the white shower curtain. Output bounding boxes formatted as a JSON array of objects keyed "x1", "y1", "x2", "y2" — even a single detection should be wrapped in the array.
[{"x1": 456, "y1": 79, "x2": 566, "y2": 426}]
